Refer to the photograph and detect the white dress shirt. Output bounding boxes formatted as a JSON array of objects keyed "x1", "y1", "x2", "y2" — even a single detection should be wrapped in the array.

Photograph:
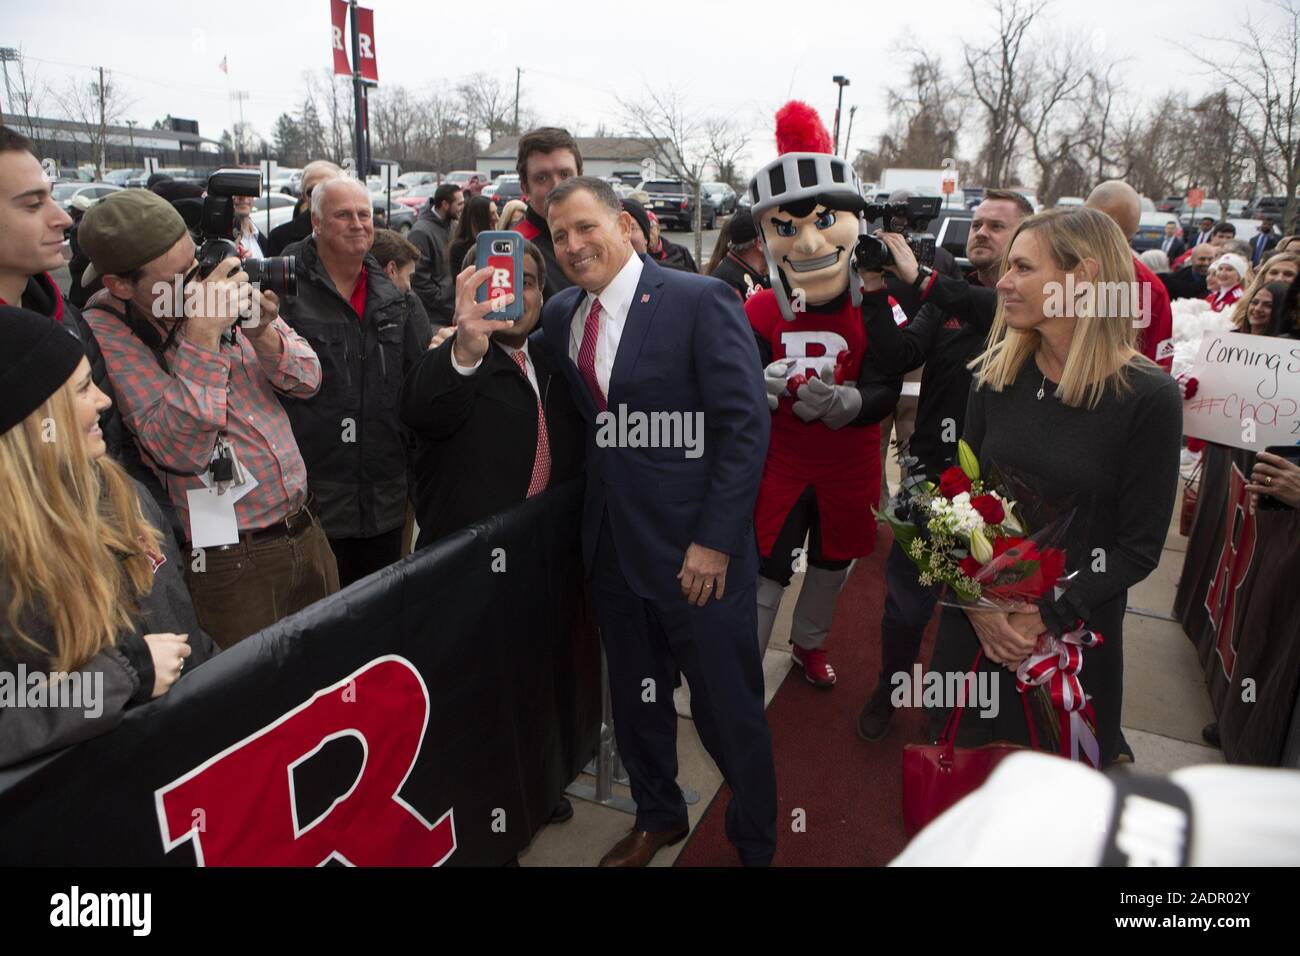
[
  {"x1": 452, "y1": 338, "x2": 539, "y2": 398},
  {"x1": 569, "y1": 251, "x2": 644, "y2": 401},
  {"x1": 238, "y1": 228, "x2": 265, "y2": 261}
]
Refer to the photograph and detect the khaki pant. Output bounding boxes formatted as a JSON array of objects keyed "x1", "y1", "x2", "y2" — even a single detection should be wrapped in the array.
[{"x1": 184, "y1": 514, "x2": 340, "y2": 650}]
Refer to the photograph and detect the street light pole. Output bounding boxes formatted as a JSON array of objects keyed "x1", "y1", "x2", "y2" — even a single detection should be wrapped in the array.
[
  {"x1": 350, "y1": 0, "x2": 368, "y2": 177},
  {"x1": 832, "y1": 75, "x2": 850, "y2": 155}
]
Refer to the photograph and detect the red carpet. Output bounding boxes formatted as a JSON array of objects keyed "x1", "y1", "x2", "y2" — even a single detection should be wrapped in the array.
[{"x1": 676, "y1": 526, "x2": 938, "y2": 866}]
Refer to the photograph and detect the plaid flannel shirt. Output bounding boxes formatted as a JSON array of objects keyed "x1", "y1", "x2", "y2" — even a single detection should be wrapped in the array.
[{"x1": 82, "y1": 289, "x2": 322, "y2": 541}]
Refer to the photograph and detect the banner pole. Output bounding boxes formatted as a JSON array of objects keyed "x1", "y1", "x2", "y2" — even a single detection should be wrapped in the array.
[{"x1": 566, "y1": 643, "x2": 637, "y2": 815}]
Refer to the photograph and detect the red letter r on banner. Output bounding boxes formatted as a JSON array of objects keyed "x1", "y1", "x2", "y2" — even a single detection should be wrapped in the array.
[{"x1": 155, "y1": 656, "x2": 456, "y2": 866}]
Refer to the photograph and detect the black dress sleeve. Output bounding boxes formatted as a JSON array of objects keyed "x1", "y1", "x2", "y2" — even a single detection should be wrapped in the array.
[{"x1": 1038, "y1": 369, "x2": 1184, "y2": 634}]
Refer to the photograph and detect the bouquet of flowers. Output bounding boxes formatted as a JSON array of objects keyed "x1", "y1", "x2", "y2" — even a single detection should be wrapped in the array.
[
  {"x1": 876, "y1": 440, "x2": 1072, "y2": 606},
  {"x1": 876, "y1": 440, "x2": 1104, "y2": 766}
]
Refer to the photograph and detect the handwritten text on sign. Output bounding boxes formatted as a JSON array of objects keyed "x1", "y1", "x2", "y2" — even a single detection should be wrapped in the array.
[{"x1": 1184, "y1": 332, "x2": 1300, "y2": 451}]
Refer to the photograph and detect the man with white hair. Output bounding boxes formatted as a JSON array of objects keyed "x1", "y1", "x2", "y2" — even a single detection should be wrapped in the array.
[{"x1": 278, "y1": 178, "x2": 429, "y2": 586}]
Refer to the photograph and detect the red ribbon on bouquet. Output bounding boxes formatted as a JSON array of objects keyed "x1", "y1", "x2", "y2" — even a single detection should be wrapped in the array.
[{"x1": 1014, "y1": 626, "x2": 1104, "y2": 767}]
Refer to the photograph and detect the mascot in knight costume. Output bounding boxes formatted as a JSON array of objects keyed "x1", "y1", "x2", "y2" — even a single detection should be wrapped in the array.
[{"x1": 745, "y1": 101, "x2": 901, "y2": 686}]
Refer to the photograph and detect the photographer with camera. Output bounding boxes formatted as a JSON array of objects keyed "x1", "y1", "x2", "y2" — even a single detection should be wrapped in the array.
[
  {"x1": 79, "y1": 188, "x2": 337, "y2": 649},
  {"x1": 278, "y1": 178, "x2": 429, "y2": 586},
  {"x1": 853, "y1": 188, "x2": 1031, "y2": 742}
]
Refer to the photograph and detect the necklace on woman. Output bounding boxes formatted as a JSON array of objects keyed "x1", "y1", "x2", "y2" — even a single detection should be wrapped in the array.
[{"x1": 1037, "y1": 372, "x2": 1047, "y2": 401}]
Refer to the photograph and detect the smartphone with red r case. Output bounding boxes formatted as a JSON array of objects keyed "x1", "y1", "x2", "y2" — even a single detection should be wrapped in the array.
[{"x1": 474, "y1": 231, "x2": 524, "y2": 322}]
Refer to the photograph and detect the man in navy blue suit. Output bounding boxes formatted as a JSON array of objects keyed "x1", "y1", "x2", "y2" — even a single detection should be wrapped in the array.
[{"x1": 540, "y1": 176, "x2": 777, "y2": 866}]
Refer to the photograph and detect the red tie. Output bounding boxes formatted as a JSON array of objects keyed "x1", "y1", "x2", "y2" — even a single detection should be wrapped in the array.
[
  {"x1": 510, "y1": 350, "x2": 550, "y2": 497},
  {"x1": 577, "y1": 298, "x2": 607, "y2": 412}
]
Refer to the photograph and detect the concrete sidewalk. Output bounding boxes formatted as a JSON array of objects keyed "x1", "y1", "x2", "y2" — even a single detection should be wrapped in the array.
[{"x1": 519, "y1": 476, "x2": 1217, "y2": 866}]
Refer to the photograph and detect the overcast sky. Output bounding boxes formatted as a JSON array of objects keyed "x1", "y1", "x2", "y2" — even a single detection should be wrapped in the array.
[{"x1": 3, "y1": 0, "x2": 1269, "y2": 177}]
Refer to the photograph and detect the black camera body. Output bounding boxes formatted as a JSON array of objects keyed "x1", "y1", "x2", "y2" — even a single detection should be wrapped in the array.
[
  {"x1": 854, "y1": 196, "x2": 942, "y2": 272},
  {"x1": 195, "y1": 169, "x2": 296, "y2": 307}
]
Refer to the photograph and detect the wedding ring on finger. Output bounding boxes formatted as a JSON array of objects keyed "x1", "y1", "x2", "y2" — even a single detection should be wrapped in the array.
[{"x1": 1264, "y1": 475, "x2": 1273, "y2": 486}]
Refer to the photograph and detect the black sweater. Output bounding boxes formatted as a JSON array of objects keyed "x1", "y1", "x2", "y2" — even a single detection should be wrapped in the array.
[
  {"x1": 861, "y1": 271, "x2": 998, "y2": 479},
  {"x1": 962, "y1": 357, "x2": 1183, "y2": 636}
]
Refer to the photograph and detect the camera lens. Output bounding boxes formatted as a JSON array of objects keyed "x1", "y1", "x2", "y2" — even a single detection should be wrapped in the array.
[{"x1": 243, "y1": 256, "x2": 297, "y2": 299}]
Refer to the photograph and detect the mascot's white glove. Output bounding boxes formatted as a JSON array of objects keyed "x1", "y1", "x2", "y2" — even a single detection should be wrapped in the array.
[
  {"x1": 793, "y1": 366, "x2": 862, "y2": 429},
  {"x1": 764, "y1": 358, "x2": 796, "y2": 411}
]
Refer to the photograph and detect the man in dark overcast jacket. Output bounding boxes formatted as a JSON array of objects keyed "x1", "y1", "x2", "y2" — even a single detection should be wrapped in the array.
[
  {"x1": 278, "y1": 179, "x2": 427, "y2": 586},
  {"x1": 400, "y1": 241, "x2": 583, "y2": 549}
]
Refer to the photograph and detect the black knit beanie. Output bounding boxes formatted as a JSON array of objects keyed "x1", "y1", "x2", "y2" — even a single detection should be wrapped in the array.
[{"x1": 0, "y1": 306, "x2": 86, "y2": 436}]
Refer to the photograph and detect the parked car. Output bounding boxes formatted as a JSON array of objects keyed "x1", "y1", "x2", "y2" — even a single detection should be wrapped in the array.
[
  {"x1": 1156, "y1": 195, "x2": 1184, "y2": 213},
  {"x1": 962, "y1": 186, "x2": 985, "y2": 209},
  {"x1": 269, "y1": 168, "x2": 302, "y2": 196},
  {"x1": 366, "y1": 176, "x2": 408, "y2": 200},
  {"x1": 1226, "y1": 218, "x2": 1274, "y2": 242},
  {"x1": 397, "y1": 171, "x2": 438, "y2": 190},
  {"x1": 490, "y1": 174, "x2": 524, "y2": 209},
  {"x1": 1247, "y1": 196, "x2": 1289, "y2": 224},
  {"x1": 1181, "y1": 199, "x2": 1223, "y2": 229},
  {"x1": 103, "y1": 168, "x2": 143, "y2": 187},
  {"x1": 1054, "y1": 196, "x2": 1084, "y2": 208},
  {"x1": 701, "y1": 182, "x2": 738, "y2": 216},
  {"x1": 51, "y1": 182, "x2": 122, "y2": 211},
  {"x1": 445, "y1": 170, "x2": 491, "y2": 196},
  {"x1": 1132, "y1": 211, "x2": 1180, "y2": 252},
  {"x1": 397, "y1": 182, "x2": 439, "y2": 210},
  {"x1": 637, "y1": 179, "x2": 716, "y2": 230},
  {"x1": 56, "y1": 168, "x2": 95, "y2": 183},
  {"x1": 252, "y1": 193, "x2": 299, "y2": 211},
  {"x1": 374, "y1": 199, "x2": 415, "y2": 235}
]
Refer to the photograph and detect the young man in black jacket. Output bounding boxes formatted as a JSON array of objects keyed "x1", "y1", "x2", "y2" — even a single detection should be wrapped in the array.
[
  {"x1": 855, "y1": 189, "x2": 1029, "y2": 741},
  {"x1": 278, "y1": 178, "x2": 428, "y2": 586},
  {"x1": 400, "y1": 240, "x2": 583, "y2": 548}
]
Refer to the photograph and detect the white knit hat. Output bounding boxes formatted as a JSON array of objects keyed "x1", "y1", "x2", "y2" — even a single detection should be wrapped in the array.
[{"x1": 1212, "y1": 253, "x2": 1249, "y2": 283}]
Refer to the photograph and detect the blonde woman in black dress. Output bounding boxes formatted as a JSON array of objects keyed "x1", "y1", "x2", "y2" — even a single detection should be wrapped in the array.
[{"x1": 928, "y1": 207, "x2": 1183, "y2": 766}]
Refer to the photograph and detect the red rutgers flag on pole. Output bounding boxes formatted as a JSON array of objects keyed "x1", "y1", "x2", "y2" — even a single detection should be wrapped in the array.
[
  {"x1": 355, "y1": 6, "x2": 379, "y2": 83},
  {"x1": 329, "y1": 0, "x2": 350, "y2": 76}
]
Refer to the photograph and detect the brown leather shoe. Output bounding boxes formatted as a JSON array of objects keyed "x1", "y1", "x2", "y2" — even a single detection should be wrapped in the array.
[{"x1": 598, "y1": 825, "x2": 689, "y2": 867}]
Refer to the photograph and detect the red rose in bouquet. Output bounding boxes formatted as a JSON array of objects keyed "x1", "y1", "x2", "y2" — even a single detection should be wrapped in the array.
[
  {"x1": 938, "y1": 466, "x2": 972, "y2": 499},
  {"x1": 970, "y1": 494, "x2": 1005, "y2": 525},
  {"x1": 958, "y1": 555, "x2": 983, "y2": 578}
]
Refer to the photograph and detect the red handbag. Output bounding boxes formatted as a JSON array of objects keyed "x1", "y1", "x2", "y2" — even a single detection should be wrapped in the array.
[{"x1": 901, "y1": 650, "x2": 1038, "y2": 837}]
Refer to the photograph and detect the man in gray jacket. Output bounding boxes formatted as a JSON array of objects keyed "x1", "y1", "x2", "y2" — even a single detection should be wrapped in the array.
[{"x1": 407, "y1": 183, "x2": 463, "y2": 326}]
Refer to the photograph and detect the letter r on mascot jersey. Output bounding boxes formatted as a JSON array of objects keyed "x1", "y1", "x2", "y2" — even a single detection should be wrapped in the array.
[{"x1": 744, "y1": 101, "x2": 899, "y2": 685}]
